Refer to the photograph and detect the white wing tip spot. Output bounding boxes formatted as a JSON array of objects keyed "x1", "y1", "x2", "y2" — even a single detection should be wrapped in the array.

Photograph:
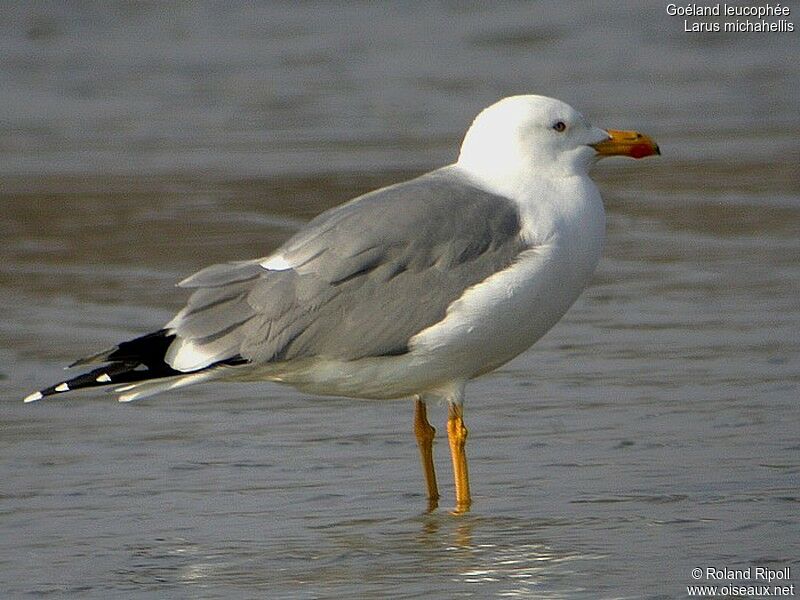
[
  {"x1": 55, "y1": 383, "x2": 70, "y2": 392},
  {"x1": 259, "y1": 254, "x2": 292, "y2": 271},
  {"x1": 96, "y1": 373, "x2": 112, "y2": 383},
  {"x1": 167, "y1": 339, "x2": 215, "y2": 372},
  {"x1": 24, "y1": 391, "x2": 43, "y2": 403}
]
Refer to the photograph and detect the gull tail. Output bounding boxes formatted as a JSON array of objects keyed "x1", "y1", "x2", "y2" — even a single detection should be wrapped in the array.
[{"x1": 24, "y1": 329, "x2": 244, "y2": 403}]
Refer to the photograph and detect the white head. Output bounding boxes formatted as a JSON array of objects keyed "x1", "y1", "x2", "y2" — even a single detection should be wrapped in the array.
[
  {"x1": 456, "y1": 95, "x2": 658, "y2": 198},
  {"x1": 457, "y1": 96, "x2": 609, "y2": 189}
]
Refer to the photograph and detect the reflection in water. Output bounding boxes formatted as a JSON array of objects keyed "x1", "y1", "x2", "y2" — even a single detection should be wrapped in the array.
[
  {"x1": 116, "y1": 514, "x2": 596, "y2": 597},
  {"x1": 442, "y1": 517, "x2": 598, "y2": 598},
  {"x1": 416, "y1": 511, "x2": 474, "y2": 549},
  {"x1": 300, "y1": 513, "x2": 596, "y2": 598}
]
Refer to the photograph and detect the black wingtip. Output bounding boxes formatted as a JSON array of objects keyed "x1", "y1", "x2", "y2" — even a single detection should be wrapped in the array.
[
  {"x1": 24, "y1": 329, "x2": 249, "y2": 404},
  {"x1": 24, "y1": 379, "x2": 76, "y2": 403}
]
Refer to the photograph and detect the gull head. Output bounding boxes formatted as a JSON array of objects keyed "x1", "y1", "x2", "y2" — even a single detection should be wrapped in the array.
[{"x1": 457, "y1": 95, "x2": 659, "y2": 194}]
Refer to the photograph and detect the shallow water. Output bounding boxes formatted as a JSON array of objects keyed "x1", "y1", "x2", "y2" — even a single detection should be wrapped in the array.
[{"x1": 1, "y1": 3, "x2": 799, "y2": 599}]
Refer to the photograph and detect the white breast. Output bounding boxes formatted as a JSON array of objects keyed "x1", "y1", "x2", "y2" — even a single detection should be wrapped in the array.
[{"x1": 409, "y1": 173, "x2": 605, "y2": 379}]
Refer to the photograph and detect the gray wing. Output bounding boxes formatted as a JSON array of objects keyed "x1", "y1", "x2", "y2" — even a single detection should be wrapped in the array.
[{"x1": 165, "y1": 167, "x2": 528, "y2": 371}]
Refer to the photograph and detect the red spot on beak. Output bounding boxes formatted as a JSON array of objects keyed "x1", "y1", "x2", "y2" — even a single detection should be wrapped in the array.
[
  {"x1": 630, "y1": 143, "x2": 655, "y2": 159},
  {"x1": 591, "y1": 129, "x2": 660, "y2": 159}
]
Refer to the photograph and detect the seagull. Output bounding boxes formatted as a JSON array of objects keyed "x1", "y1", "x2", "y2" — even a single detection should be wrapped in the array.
[{"x1": 24, "y1": 95, "x2": 659, "y2": 512}]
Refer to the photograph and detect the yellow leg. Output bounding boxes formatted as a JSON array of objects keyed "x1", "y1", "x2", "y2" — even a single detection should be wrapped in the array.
[
  {"x1": 414, "y1": 398, "x2": 439, "y2": 510},
  {"x1": 447, "y1": 403, "x2": 471, "y2": 513}
]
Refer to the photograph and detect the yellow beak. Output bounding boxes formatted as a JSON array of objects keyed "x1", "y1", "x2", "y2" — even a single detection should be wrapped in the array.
[{"x1": 591, "y1": 129, "x2": 660, "y2": 159}]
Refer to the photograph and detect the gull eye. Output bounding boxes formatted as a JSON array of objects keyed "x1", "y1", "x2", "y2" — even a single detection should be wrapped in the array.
[{"x1": 552, "y1": 121, "x2": 567, "y2": 133}]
